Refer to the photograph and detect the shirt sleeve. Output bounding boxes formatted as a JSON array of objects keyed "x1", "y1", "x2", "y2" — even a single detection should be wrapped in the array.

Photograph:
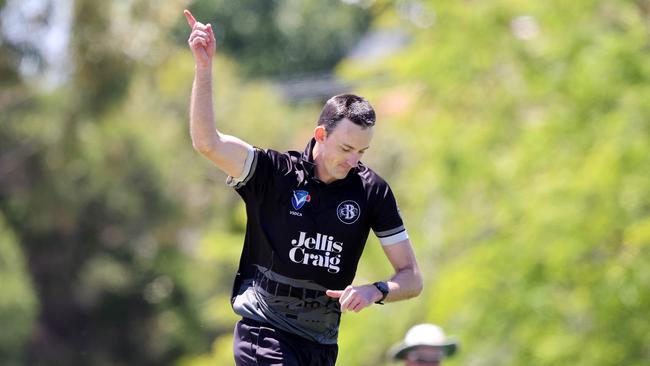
[
  {"x1": 226, "y1": 145, "x2": 257, "y2": 189},
  {"x1": 371, "y1": 183, "x2": 409, "y2": 246},
  {"x1": 225, "y1": 147, "x2": 288, "y2": 202}
]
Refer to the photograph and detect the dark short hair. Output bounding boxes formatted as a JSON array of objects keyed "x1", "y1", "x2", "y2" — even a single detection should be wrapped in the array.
[{"x1": 317, "y1": 94, "x2": 376, "y2": 133}]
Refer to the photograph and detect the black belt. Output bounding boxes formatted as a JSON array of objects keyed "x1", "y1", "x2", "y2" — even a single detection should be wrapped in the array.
[{"x1": 254, "y1": 271, "x2": 326, "y2": 300}]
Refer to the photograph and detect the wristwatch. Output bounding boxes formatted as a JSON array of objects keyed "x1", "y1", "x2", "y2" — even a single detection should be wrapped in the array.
[{"x1": 372, "y1": 281, "x2": 389, "y2": 305}]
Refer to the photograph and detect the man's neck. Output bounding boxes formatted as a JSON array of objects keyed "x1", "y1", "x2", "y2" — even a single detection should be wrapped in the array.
[{"x1": 311, "y1": 142, "x2": 334, "y2": 184}]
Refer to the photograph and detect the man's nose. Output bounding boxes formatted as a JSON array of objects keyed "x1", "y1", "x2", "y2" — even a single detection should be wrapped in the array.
[{"x1": 346, "y1": 155, "x2": 359, "y2": 168}]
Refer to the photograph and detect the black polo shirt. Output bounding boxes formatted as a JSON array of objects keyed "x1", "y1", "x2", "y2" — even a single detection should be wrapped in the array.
[{"x1": 227, "y1": 138, "x2": 408, "y2": 343}]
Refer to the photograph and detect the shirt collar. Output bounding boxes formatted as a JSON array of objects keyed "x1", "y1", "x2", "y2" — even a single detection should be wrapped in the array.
[{"x1": 300, "y1": 138, "x2": 317, "y2": 177}]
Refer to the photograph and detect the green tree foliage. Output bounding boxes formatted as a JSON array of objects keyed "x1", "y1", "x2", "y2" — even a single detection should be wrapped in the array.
[
  {"x1": 0, "y1": 1, "x2": 317, "y2": 365},
  {"x1": 177, "y1": 0, "x2": 372, "y2": 78},
  {"x1": 2, "y1": 0, "x2": 650, "y2": 365},
  {"x1": 0, "y1": 214, "x2": 36, "y2": 366},
  {"x1": 337, "y1": 0, "x2": 650, "y2": 365}
]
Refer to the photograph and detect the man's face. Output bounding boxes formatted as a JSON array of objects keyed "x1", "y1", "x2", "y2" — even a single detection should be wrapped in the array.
[
  {"x1": 404, "y1": 347, "x2": 445, "y2": 366},
  {"x1": 314, "y1": 118, "x2": 373, "y2": 183}
]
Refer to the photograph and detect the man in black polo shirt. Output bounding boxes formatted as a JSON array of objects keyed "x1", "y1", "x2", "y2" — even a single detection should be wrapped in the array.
[{"x1": 185, "y1": 10, "x2": 423, "y2": 365}]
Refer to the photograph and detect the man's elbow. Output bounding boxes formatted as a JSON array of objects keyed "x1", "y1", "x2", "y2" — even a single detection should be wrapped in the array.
[
  {"x1": 411, "y1": 272, "x2": 424, "y2": 298},
  {"x1": 192, "y1": 141, "x2": 210, "y2": 154},
  {"x1": 400, "y1": 268, "x2": 423, "y2": 299},
  {"x1": 192, "y1": 139, "x2": 218, "y2": 156}
]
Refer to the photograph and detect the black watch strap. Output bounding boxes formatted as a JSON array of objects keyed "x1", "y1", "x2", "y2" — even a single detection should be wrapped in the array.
[{"x1": 372, "y1": 281, "x2": 389, "y2": 305}]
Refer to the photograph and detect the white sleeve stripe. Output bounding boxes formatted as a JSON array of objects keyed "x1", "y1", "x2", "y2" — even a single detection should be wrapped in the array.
[
  {"x1": 226, "y1": 146, "x2": 256, "y2": 188},
  {"x1": 378, "y1": 230, "x2": 409, "y2": 246},
  {"x1": 375, "y1": 225, "x2": 406, "y2": 238},
  {"x1": 239, "y1": 148, "x2": 259, "y2": 186}
]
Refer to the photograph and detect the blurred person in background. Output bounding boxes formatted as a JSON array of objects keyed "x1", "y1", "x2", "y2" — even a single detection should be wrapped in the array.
[
  {"x1": 184, "y1": 9, "x2": 422, "y2": 366},
  {"x1": 388, "y1": 324, "x2": 458, "y2": 365}
]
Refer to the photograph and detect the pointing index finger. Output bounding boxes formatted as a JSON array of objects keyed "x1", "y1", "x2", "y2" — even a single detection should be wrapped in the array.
[
  {"x1": 326, "y1": 290, "x2": 343, "y2": 298},
  {"x1": 183, "y1": 9, "x2": 196, "y2": 27}
]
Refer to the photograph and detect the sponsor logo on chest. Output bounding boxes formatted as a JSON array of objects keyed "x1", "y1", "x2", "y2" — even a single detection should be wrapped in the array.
[
  {"x1": 289, "y1": 231, "x2": 342, "y2": 273},
  {"x1": 289, "y1": 190, "x2": 310, "y2": 216}
]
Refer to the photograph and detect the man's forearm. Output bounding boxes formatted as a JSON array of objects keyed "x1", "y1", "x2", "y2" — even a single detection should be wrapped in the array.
[
  {"x1": 385, "y1": 266, "x2": 423, "y2": 302},
  {"x1": 190, "y1": 67, "x2": 219, "y2": 152}
]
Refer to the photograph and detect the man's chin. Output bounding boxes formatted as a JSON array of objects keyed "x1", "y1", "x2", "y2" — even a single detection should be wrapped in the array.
[{"x1": 336, "y1": 169, "x2": 351, "y2": 179}]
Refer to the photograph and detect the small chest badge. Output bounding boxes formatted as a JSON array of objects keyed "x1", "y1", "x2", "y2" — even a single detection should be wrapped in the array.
[
  {"x1": 291, "y1": 190, "x2": 311, "y2": 210},
  {"x1": 337, "y1": 200, "x2": 360, "y2": 224}
]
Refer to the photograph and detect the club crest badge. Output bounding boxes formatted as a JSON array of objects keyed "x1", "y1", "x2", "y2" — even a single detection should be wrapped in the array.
[
  {"x1": 291, "y1": 190, "x2": 311, "y2": 210},
  {"x1": 337, "y1": 200, "x2": 360, "y2": 224}
]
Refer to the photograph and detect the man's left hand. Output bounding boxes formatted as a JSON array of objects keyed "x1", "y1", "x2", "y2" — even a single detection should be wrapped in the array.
[{"x1": 326, "y1": 284, "x2": 382, "y2": 312}]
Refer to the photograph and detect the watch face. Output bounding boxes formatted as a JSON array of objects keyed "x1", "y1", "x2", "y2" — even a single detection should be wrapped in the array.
[
  {"x1": 374, "y1": 281, "x2": 389, "y2": 304},
  {"x1": 375, "y1": 281, "x2": 389, "y2": 294}
]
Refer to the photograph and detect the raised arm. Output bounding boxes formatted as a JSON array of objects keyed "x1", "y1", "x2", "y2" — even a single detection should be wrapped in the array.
[{"x1": 184, "y1": 9, "x2": 251, "y2": 178}]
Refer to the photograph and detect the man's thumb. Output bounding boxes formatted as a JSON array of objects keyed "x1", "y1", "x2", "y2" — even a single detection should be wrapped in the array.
[{"x1": 326, "y1": 289, "x2": 343, "y2": 298}]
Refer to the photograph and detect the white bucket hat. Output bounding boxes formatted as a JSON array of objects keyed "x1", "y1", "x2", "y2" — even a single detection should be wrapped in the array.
[{"x1": 388, "y1": 323, "x2": 458, "y2": 360}]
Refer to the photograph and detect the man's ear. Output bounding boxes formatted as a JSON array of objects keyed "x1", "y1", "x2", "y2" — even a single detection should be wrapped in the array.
[{"x1": 314, "y1": 125, "x2": 327, "y2": 142}]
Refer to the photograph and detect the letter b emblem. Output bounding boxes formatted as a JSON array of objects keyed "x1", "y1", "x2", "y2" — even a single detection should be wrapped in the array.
[{"x1": 337, "y1": 200, "x2": 360, "y2": 224}]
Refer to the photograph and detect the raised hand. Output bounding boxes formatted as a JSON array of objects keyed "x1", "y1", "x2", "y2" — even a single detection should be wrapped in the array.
[{"x1": 184, "y1": 9, "x2": 216, "y2": 69}]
